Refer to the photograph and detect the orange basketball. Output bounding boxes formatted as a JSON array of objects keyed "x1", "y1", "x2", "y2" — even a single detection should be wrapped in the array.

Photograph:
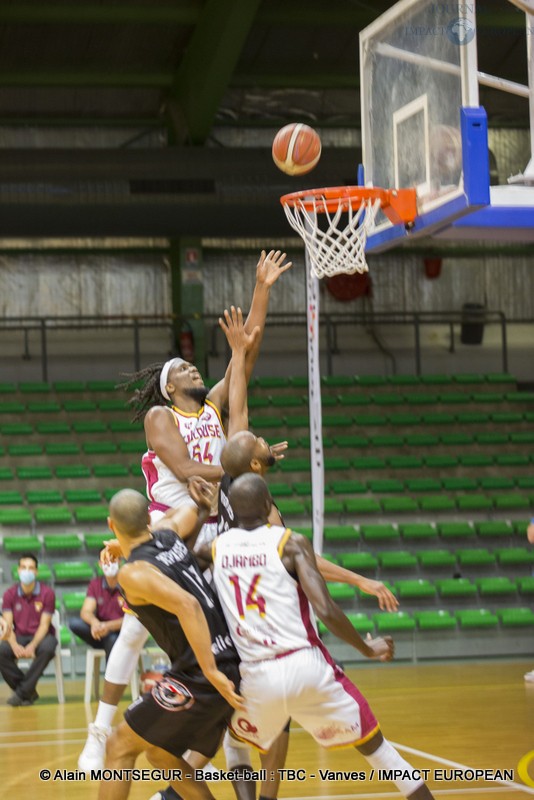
[{"x1": 272, "y1": 123, "x2": 322, "y2": 176}]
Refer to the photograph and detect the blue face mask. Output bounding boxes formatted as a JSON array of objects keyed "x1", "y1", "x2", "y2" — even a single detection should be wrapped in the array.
[{"x1": 19, "y1": 569, "x2": 36, "y2": 586}]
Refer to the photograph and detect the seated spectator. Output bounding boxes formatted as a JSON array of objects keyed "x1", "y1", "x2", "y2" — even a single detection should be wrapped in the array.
[
  {"x1": 68, "y1": 550, "x2": 125, "y2": 662},
  {"x1": 0, "y1": 553, "x2": 57, "y2": 706}
]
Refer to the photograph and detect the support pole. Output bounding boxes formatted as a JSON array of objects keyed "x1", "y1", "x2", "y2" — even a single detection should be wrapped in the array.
[{"x1": 305, "y1": 252, "x2": 324, "y2": 556}]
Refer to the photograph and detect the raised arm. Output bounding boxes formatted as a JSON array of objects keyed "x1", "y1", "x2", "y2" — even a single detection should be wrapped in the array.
[
  {"x1": 314, "y1": 556, "x2": 399, "y2": 612},
  {"x1": 283, "y1": 533, "x2": 394, "y2": 662},
  {"x1": 144, "y1": 406, "x2": 223, "y2": 483},
  {"x1": 119, "y1": 560, "x2": 243, "y2": 709},
  {"x1": 218, "y1": 306, "x2": 260, "y2": 438}
]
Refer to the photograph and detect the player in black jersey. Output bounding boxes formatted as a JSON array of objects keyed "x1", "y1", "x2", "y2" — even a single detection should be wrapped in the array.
[{"x1": 98, "y1": 487, "x2": 242, "y2": 800}]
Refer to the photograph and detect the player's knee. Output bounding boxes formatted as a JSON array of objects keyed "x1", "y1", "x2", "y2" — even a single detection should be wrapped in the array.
[
  {"x1": 146, "y1": 746, "x2": 176, "y2": 770},
  {"x1": 105, "y1": 724, "x2": 137, "y2": 765}
]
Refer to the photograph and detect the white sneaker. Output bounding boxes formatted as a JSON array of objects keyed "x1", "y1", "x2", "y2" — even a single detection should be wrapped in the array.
[
  {"x1": 78, "y1": 723, "x2": 111, "y2": 772},
  {"x1": 524, "y1": 670, "x2": 534, "y2": 683}
]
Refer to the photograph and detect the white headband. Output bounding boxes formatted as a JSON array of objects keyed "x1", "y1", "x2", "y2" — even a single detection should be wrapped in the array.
[{"x1": 159, "y1": 358, "x2": 185, "y2": 401}]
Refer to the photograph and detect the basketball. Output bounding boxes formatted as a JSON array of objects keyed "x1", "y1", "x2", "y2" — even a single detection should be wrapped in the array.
[{"x1": 272, "y1": 123, "x2": 322, "y2": 176}]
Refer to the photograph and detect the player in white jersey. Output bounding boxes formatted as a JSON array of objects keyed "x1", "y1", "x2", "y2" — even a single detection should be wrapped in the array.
[
  {"x1": 78, "y1": 250, "x2": 292, "y2": 781},
  {"x1": 211, "y1": 474, "x2": 436, "y2": 800}
]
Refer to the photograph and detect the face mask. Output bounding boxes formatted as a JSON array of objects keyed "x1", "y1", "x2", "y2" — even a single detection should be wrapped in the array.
[
  {"x1": 19, "y1": 569, "x2": 36, "y2": 586},
  {"x1": 102, "y1": 562, "x2": 119, "y2": 578}
]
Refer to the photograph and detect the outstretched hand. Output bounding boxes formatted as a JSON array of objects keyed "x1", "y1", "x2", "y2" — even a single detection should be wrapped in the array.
[
  {"x1": 357, "y1": 577, "x2": 399, "y2": 612},
  {"x1": 207, "y1": 669, "x2": 246, "y2": 710},
  {"x1": 256, "y1": 250, "x2": 292, "y2": 288},
  {"x1": 365, "y1": 633, "x2": 395, "y2": 662},
  {"x1": 219, "y1": 306, "x2": 261, "y2": 353},
  {"x1": 269, "y1": 440, "x2": 288, "y2": 462}
]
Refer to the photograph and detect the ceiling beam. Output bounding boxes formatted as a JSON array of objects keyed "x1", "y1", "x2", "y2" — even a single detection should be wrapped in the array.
[{"x1": 168, "y1": 0, "x2": 262, "y2": 144}]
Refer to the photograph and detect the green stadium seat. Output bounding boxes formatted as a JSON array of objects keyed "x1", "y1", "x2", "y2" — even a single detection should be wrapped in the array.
[
  {"x1": 381, "y1": 497, "x2": 419, "y2": 513},
  {"x1": 269, "y1": 483, "x2": 293, "y2": 498},
  {"x1": 87, "y1": 380, "x2": 117, "y2": 392},
  {"x1": 130, "y1": 462, "x2": 143, "y2": 477},
  {"x1": 65, "y1": 489, "x2": 102, "y2": 503},
  {"x1": 389, "y1": 375, "x2": 420, "y2": 387},
  {"x1": 453, "y1": 374, "x2": 485, "y2": 385},
  {"x1": 372, "y1": 393, "x2": 403, "y2": 406},
  {"x1": 478, "y1": 476, "x2": 515, "y2": 491},
  {"x1": 404, "y1": 434, "x2": 439, "y2": 447},
  {"x1": 337, "y1": 395, "x2": 370, "y2": 408},
  {"x1": 0, "y1": 508, "x2": 33, "y2": 525},
  {"x1": 388, "y1": 413, "x2": 420, "y2": 427},
  {"x1": 0, "y1": 402, "x2": 26, "y2": 414},
  {"x1": 93, "y1": 464, "x2": 129, "y2": 478},
  {"x1": 270, "y1": 395, "x2": 303, "y2": 408},
  {"x1": 322, "y1": 375, "x2": 355, "y2": 387},
  {"x1": 53, "y1": 562, "x2": 94, "y2": 582},
  {"x1": 414, "y1": 610, "x2": 456, "y2": 630},
  {"x1": 404, "y1": 393, "x2": 437, "y2": 406},
  {"x1": 319, "y1": 396, "x2": 339, "y2": 409},
  {"x1": 19, "y1": 382, "x2": 50, "y2": 393},
  {"x1": 516, "y1": 476, "x2": 534, "y2": 490},
  {"x1": 510, "y1": 431, "x2": 534, "y2": 445},
  {"x1": 419, "y1": 495, "x2": 456, "y2": 512},
  {"x1": 281, "y1": 415, "x2": 309, "y2": 429},
  {"x1": 367, "y1": 479, "x2": 404, "y2": 493},
  {"x1": 506, "y1": 392, "x2": 534, "y2": 403},
  {"x1": 497, "y1": 548, "x2": 534, "y2": 566},
  {"x1": 356, "y1": 375, "x2": 388, "y2": 387},
  {"x1": 369, "y1": 434, "x2": 404, "y2": 447},
  {"x1": 0, "y1": 468, "x2": 14, "y2": 481},
  {"x1": 514, "y1": 520, "x2": 530, "y2": 536},
  {"x1": 99, "y1": 400, "x2": 129, "y2": 412},
  {"x1": 421, "y1": 413, "x2": 454, "y2": 425},
  {"x1": 119, "y1": 440, "x2": 146, "y2": 454},
  {"x1": 43, "y1": 534, "x2": 82, "y2": 552},
  {"x1": 85, "y1": 532, "x2": 111, "y2": 551},
  {"x1": 379, "y1": 551, "x2": 418, "y2": 570},
  {"x1": 333, "y1": 434, "x2": 368, "y2": 448},
  {"x1": 74, "y1": 505, "x2": 110, "y2": 522},
  {"x1": 373, "y1": 611, "x2": 416, "y2": 633},
  {"x1": 476, "y1": 577, "x2": 516, "y2": 596},
  {"x1": 45, "y1": 442, "x2": 81, "y2": 456},
  {"x1": 27, "y1": 402, "x2": 61, "y2": 414},
  {"x1": 35, "y1": 508, "x2": 72, "y2": 524},
  {"x1": 352, "y1": 456, "x2": 386, "y2": 470},
  {"x1": 62, "y1": 591, "x2": 87, "y2": 612},
  {"x1": 248, "y1": 396, "x2": 271, "y2": 409},
  {"x1": 455, "y1": 609, "x2": 498, "y2": 628},
  {"x1": 485, "y1": 373, "x2": 516, "y2": 385},
  {"x1": 491, "y1": 412, "x2": 523, "y2": 424},
  {"x1": 298, "y1": 435, "x2": 331, "y2": 449},
  {"x1": 289, "y1": 376, "x2": 308, "y2": 388},
  {"x1": 63, "y1": 400, "x2": 98, "y2": 413},
  {"x1": 400, "y1": 523, "x2": 437, "y2": 541},
  {"x1": 437, "y1": 578, "x2": 477, "y2": 598},
  {"x1": 278, "y1": 458, "x2": 309, "y2": 473},
  {"x1": 324, "y1": 525, "x2": 358, "y2": 542},
  {"x1": 438, "y1": 393, "x2": 471, "y2": 405},
  {"x1": 476, "y1": 432, "x2": 508, "y2": 445},
  {"x1": 361, "y1": 524, "x2": 399, "y2": 542},
  {"x1": 459, "y1": 454, "x2": 493, "y2": 467},
  {"x1": 387, "y1": 456, "x2": 423, "y2": 469},
  {"x1": 36, "y1": 421, "x2": 71, "y2": 435},
  {"x1": 17, "y1": 466, "x2": 53, "y2": 480},
  {"x1": 26, "y1": 490, "x2": 63, "y2": 504},
  {"x1": 457, "y1": 494, "x2": 493, "y2": 511},
  {"x1": 346, "y1": 613, "x2": 374, "y2": 633},
  {"x1": 327, "y1": 583, "x2": 355, "y2": 602},
  {"x1": 339, "y1": 552, "x2": 378, "y2": 571},
  {"x1": 394, "y1": 579, "x2": 436, "y2": 599},
  {"x1": 442, "y1": 477, "x2": 477, "y2": 491},
  {"x1": 55, "y1": 465, "x2": 91, "y2": 479},
  {"x1": 440, "y1": 433, "x2": 474, "y2": 446},
  {"x1": 3, "y1": 535, "x2": 41, "y2": 554},
  {"x1": 8, "y1": 444, "x2": 43, "y2": 457},
  {"x1": 297, "y1": 527, "x2": 313, "y2": 540},
  {"x1": 476, "y1": 521, "x2": 514, "y2": 538},
  {"x1": 323, "y1": 498, "x2": 345, "y2": 514},
  {"x1": 353, "y1": 414, "x2": 387, "y2": 427},
  {"x1": 437, "y1": 522, "x2": 474, "y2": 539},
  {"x1": 470, "y1": 392, "x2": 504, "y2": 404},
  {"x1": 1, "y1": 423, "x2": 33, "y2": 435},
  {"x1": 274, "y1": 499, "x2": 307, "y2": 516},
  {"x1": 254, "y1": 377, "x2": 290, "y2": 389},
  {"x1": 0, "y1": 491, "x2": 23, "y2": 505},
  {"x1": 495, "y1": 454, "x2": 530, "y2": 467},
  {"x1": 456, "y1": 548, "x2": 496, "y2": 567},
  {"x1": 406, "y1": 478, "x2": 442, "y2": 493},
  {"x1": 291, "y1": 482, "x2": 311, "y2": 496},
  {"x1": 420, "y1": 375, "x2": 453, "y2": 386},
  {"x1": 324, "y1": 457, "x2": 351, "y2": 471},
  {"x1": 344, "y1": 497, "x2": 381, "y2": 514},
  {"x1": 330, "y1": 479, "x2": 366, "y2": 494},
  {"x1": 73, "y1": 420, "x2": 108, "y2": 434},
  {"x1": 83, "y1": 442, "x2": 118, "y2": 455},
  {"x1": 497, "y1": 607, "x2": 534, "y2": 627},
  {"x1": 517, "y1": 577, "x2": 534, "y2": 595},
  {"x1": 53, "y1": 381, "x2": 86, "y2": 393},
  {"x1": 0, "y1": 382, "x2": 17, "y2": 393},
  {"x1": 418, "y1": 550, "x2": 456, "y2": 568},
  {"x1": 425, "y1": 455, "x2": 458, "y2": 468},
  {"x1": 494, "y1": 493, "x2": 531, "y2": 510}
]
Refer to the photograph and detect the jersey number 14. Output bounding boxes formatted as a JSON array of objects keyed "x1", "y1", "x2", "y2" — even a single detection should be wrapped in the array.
[{"x1": 229, "y1": 574, "x2": 266, "y2": 619}]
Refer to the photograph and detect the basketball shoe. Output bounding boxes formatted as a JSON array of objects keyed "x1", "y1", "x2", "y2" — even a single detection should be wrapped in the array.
[{"x1": 78, "y1": 722, "x2": 111, "y2": 772}]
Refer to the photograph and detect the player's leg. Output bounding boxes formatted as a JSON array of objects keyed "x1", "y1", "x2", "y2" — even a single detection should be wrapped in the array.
[
  {"x1": 98, "y1": 720, "x2": 146, "y2": 800},
  {"x1": 79, "y1": 613, "x2": 149, "y2": 771},
  {"x1": 145, "y1": 746, "x2": 215, "y2": 800},
  {"x1": 357, "y1": 731, "x2": 435, "y2": 799},
  {"x1": 222, "y1": 729, "x2": 256, "y2": 800},
  {"x1": 258, "y1": 721, "x2": 290, "y2": 800}
]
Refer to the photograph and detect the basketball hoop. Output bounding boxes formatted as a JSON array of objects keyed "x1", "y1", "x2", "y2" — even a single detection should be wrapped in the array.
[{"x1": 280, "y1": 186, "x2": 417, "y2": 279}]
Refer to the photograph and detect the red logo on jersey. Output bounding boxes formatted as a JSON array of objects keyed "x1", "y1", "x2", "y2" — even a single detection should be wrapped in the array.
[
  {"x1": 237, "y1": 718, "x2": 258, "y2": 734},
  {"x1": 152, "y1": 677, "x2": 195, "y2": 712}
]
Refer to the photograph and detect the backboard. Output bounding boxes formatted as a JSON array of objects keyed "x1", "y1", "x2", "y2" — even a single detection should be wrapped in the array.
[{"x1": 360, "y1": 0, "x2": 534, "y2": 250}]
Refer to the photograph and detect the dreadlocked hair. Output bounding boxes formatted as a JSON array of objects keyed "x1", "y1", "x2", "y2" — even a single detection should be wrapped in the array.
[{"x1": 116, "y1": 362, "x2": 167, "y2": 422}]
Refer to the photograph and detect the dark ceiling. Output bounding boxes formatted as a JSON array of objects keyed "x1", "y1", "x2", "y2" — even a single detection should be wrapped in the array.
[{"x1": 0, "y1": 0, "x2": 528, "y2": 237}]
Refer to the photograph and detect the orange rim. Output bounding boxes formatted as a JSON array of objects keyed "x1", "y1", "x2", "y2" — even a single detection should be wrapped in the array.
[{"x1": 280, "y1": 185, "x2": 417, "y2": 226}]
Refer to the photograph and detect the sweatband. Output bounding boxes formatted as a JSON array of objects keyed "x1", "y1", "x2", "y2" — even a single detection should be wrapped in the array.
[{"x1": 160, "y1": 357, "x2": 185, "y2": 401}]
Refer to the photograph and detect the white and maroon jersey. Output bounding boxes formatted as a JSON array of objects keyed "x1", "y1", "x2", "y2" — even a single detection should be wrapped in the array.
[
  {"x1": 141, "y1": 400, "x2": 226, "y2": 513},
  {"x1": 212, "y1": 524, "x2": 318, "y2": 663}
]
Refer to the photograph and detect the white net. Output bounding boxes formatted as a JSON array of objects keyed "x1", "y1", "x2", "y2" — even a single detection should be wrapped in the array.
[{"x1": 282, "y1": 194, "x2": 381, "y2": 278}]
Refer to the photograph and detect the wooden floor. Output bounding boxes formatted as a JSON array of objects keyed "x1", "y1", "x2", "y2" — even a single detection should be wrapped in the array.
[{"x1": 2, "y1": 659, "x2": 534, "y2": 800}]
